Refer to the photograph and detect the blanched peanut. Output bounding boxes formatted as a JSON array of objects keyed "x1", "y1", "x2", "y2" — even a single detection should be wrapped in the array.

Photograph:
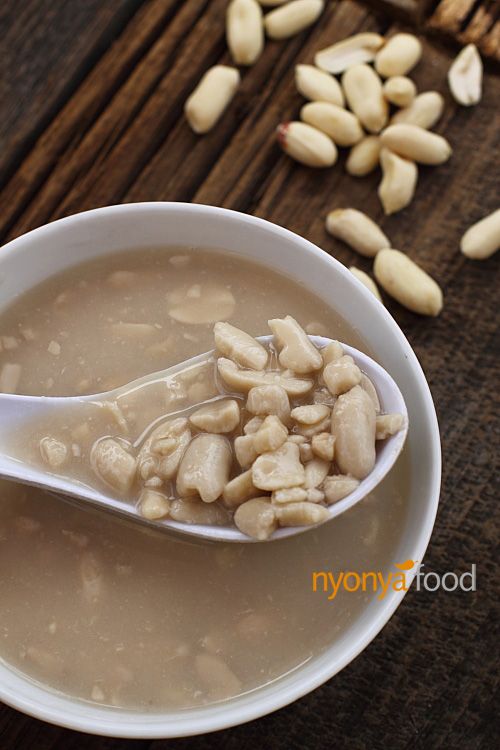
[
  {"x1": 321, "y1": 340, "x2": 344, "y2": 365},
  {"x1": 170, "y1": 499, "x2": 230, "y2": 526},
  {"x1": 226, "y1": 0, "x2": 264, "y2": 66},
  {"x1": 375, "y1": 33, "x2": 422, "y2": 77},
  {"x1": 360, "y1": 373, "x2": 380, "y2": 413},
  {"x1": 374, "y1": 248, "x2": 443, "y2": 316},
  {"x1": 222, "y1": 469, "x2": 259, "y2": 508},
  {"x1": 195, "y1": 653, "x2": 242, "y2": 699},
  {"x1": 176, "y1": 434, "x2": 232, "y2": 502},
  {"x1": 295, "y1": 64, "x2": 344, "y2": 107},
  {"x1": 291, "y1": 403, "x2": 330, "y2": 425},
  {"x1": 276, "y1": 502, "x2": 329, "y2": 527},
  {"x1": 276, "y1": 121, "x2": 337, "y2": 168},
  {"x1": 218, "y1": 357, "x2": 313, "y2": 396},
  {"x1": 243, "y1": 416, "x2": 264, "y2": 434},
  {"x1": 214, "y1": 322, "x2": 268, "y2": 370},
  {"x1": 378, "y1": 148, "x2": 418, "y2": 215},
  {"x1": 323, "y1": 355, "x2": 362, "y2": 395},
  {"x1": 299, "y1": 442, "x2": 314, "y2": 462},
  {"x1": 346, "y1": 135, "x2": 381, "y2": 177},
  {"x1": 303, "y1": 458, "x2": 330, "y2": 488},
  {"x1": 234, "y1": 498, "x2": 277, "y2": 540},
  {"x1": 268, "y1": 315, "x2": 323, "y2": 373},
  {"x1": 139, "y1": 489, "x2": 171, "y2": 520},
  {"x1": 460, "y1": 209, "x2": 500, "y2": 260},
  {"x1": 323, "y1": 474, "x2": 359, "y2": 504},
  {"x1": 272, "y1": 487, "x2": 308, "y2": 504},
  {"x1": 252, "y1": 442, "x2": 305, "y2": 491},
  {"x1": 381, "y1": 125, "x2": 452, "y2": 166},
  {"x1": 448, "y1": 44, "x2": 482, "y2": 106},
  {"x1": 189, "y1": 399, "x2": 240, "y2": 433},
  {"x1": 91, "y1": 438, "x2": 137, "y2": 494},
  {"x1": 246, "y1": 384, "x2": 291, "y2": 424},
  {"x1": 139, "y1": 418, "x2": 191, "y2": 480},
  {"x1": 306, "y1": 488, "x2": 325, "y2": 503},
  {"x1": 391, "y1": 91, "x2": 444, "y2": 129},
  {"x1": 349, "y1": 267, "x2": 383, "y2": 303},
  {"x1": 295, "y1": 415, "x2": 331, "y2": 438},
  {"x1": 301, "y1": 102, "x2": 363, "y2": 147},
  {"x1": 383, "y1": 76, "x2": 416, "y2": 108},
  {"x1": 342, "y1": 64, "x2": 388, "y2": 133},
  {"x1": 253, "y1": 415, "x2": 288, "y2": 454},
  {"x1": 311, "y1": 432, "x2": 335, "y2": 461},
  {"x1": 167, "y1": 283, "x2": 236, "y2": 324},
  {"x1": 235, "y1": 434, "x2": 259, "y2": 468},
  {"x1": 315, "y1": 32, "x2": 384, "y2": 74},
  {"x1": 185, "y1": 66, "x2": 240, "y2": 134},
  {"x1": 264, "y1": 0, "x2": 324, "y2": 40},
  {"x1": 326, "y1": 208, "x2": 390, "y2": 257},
  {"x1": 376, "y1": 413, "x2": 405, "y2": 439},
  {"x1": 332, "y1": 385, "x2": 376, "y2": 479},
  {"x1": 39, "y1": 437, "x2": 68, "y2": 468}
]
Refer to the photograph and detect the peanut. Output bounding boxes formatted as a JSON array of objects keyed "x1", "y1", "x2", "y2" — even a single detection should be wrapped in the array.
[
  {"x1": 301, "y1": 102, "x2": 363, "y2": 147},
  {"x1": 378, "y1": 148, "x2": 418, "y2": 215},
  {"x1": 326, "y1": 208, "x2": 390, "y2": 257},
  {"x1": 277, "y1": 121, "x2": 337, "y2": 168},
  {"x1": 185, "y1": 66, "x2": 240, "y2": 134},
  {"x1": 264, "y1": 0, "x2": 324, "y2": 40},
  {"x1": 383, "y1": 76, "x2": 416, "y2": 108},
  {"x1": 295, "y1": 64, "x2": 344, "y2": 107},
  {"x1": 349, "y1": 267, "x2": 383, "y2": 303},
  {"x1": 374, "y1": 248, "x2": 443, "y2": 316},
  {"x1": 345, "y1": 135, "x2": 381, "y2": 177},
  {"x1": 448, "y1": 44, "x2": 482, "y2": 107},
  {"x1": 391, "y1": 91, "x2": 444, "y2": 129},
  {"x1": 381, "y1": 124, "x2": 452, "y2": 166},
  {"x1": 331, "y1": 385, "x2": 376, "y2": 479},
  {"x1": 234, "y1": 498, "x2": 277, "y2": 540},
  {"x1": 375, "y1": 33, "x2": 422, "y2": 77},
  {"x1": 226, "y1": 0, "x2": 264, "y2": 66},
  {"x1": 315, "y1": 32, "x2": 384, "y2": 74},
  {"x1": 342, "y1": 64, "x2": 388, "y2": 134},
  {"x1": 214, "y1": 321, "x2": 268, "y2": 370},
  {"x1": 460, "y1": 209, "x2": 500, "y2": 260}
]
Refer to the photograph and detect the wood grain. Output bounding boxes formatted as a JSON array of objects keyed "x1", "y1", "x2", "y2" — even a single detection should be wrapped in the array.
[{"x1": 0, "y1": 1, "x2": 499, "y2": 748}]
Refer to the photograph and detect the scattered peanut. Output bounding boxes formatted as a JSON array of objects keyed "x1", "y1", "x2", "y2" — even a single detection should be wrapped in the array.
[
  {"x1": 342, "y1": 64, "x2": 388, "y2": 134},
  {"x1": 301, "y1": 102, "x2": 363, "y2": 147},
  {"x1": 383, "y1": 76, "x2": 416, "y2": 108},
  {"x1": 381, "y1": 124, "x2": 452, "y2": 166},
  {"x1": 315, "y1": 33, "x2": 385, "y2": 74},
  {"x1": 448, "y1": 44, "x2": 482, "y2": 107},
  {"x1": 277, "y1": 121, "x2": 337, "y2": 168},
  {"x1": 295, "y1": 64, "x2": 345, "y2": 107},
  {"x1": 391, "y1": 91, "x2": 444, "y2": 129},
  {"x1": 378, "y1": 147, "x2": 418, "y2": 215},
  {"x1": 226, "y1": 0, "x2": 264, "y2": 66},
  {"x1": 375, "y1": 33, "x2": 422, "y2": 77},
  {"x1": 326, "y1": 208, "x2": 390, "y2": 257},
  {"x1": 374, "y1": 249, "x2": 443, "y2": 316},
  {"x1": 345, "y1": 135, "x2": 381, "y2": 177},
  {"x1": 264, "y1": 0, "x2": 324, "y2": 40},
  {"x1": 184, "y1": 66, "x2": 240, "y2": 134},
  {"x1": 460, "y1": 209, "x2": 500, "y2": 260},
  {"x1": 349, "y1": 267, "x2": 383, "y2": 303}
]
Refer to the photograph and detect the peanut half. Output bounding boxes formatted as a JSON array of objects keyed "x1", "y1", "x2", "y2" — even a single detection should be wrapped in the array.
[
  {"x1": 391, "y1": 91, "x2": 444, "y2": 129},
  {"x1": 345, "y1": 135, "x2": 381, "y2": 177},
  {"x1": 383, "y1": 76, "x2": 416, "y2": 108},
  {"x1": 342, "y1": 64, "x2": 388, "y2": 134},
  {"x1": 374, "y1": 248, "x2": 443, "y2": 316},
  {"x1": 226, "y1": 0, "x2": 264, "y2": 67},
  {"x1": 301, "y1": 102, "x2": 363, "y2": 147},
  {"x1": 315, "y1": 32, "x2": 385, "y2": 75},
  {"x1": 277, "y1": 121, "x2": 337, "y2": 168},
  {"x1": 184, "y1": 66, "x2": 240, "y2": 134},
  {"x1": 448, "y1": 44, "x2": 482, "y2": 107},
  {"x1": 375, "y1": 33, "x2": 422, "y2": 78},
  {"x1": 295, "y1": 64, "x2": 345, "y2": 107},
  {"x1": 460, "y1": 209, "x2": 500, "y2": 260},
  {"x1": 326, "y1": 208, "x2": 390, "y2": 257},
  {"x1": 381, "y1": 124, "x2": 452, "y2": 166},
  {"x1": 378, "y1": 148, "x2": 418, "y2": 216},
  {"x1": 264, "y1": 0, "x2": 324, "y2": 40}
]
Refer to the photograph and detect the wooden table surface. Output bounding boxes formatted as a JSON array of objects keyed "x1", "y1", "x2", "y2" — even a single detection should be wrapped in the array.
[{"x1": 0, "y1": 1, "x2": 498, "y2": 748}]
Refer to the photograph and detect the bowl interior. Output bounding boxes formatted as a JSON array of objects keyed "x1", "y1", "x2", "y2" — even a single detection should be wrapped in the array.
[{"x1": 0, "y1": 203, "x2": 441, "y2": 737}]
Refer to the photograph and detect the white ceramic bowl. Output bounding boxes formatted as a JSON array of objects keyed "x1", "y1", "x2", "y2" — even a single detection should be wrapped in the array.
[{"x1": 0, "y1": 203, "x2": 441, "y2": 737}]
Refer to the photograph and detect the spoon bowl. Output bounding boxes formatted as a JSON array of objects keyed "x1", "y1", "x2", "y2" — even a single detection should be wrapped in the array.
[{"x1": 0, "y1": 336, "x2": 408, "y2": 542}]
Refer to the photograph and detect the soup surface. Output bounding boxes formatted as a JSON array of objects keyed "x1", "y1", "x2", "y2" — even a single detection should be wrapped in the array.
[{"x1": 0, "y1": 248, "x2": 410, "y2": 709}]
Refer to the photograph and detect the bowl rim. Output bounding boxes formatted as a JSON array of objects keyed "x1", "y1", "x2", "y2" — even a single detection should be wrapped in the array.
[{"x1": 0, "y1": 202, "x2": 441, "y2": 737}]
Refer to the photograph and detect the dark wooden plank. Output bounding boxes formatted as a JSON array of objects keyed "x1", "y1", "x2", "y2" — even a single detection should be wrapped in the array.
[{"x1": 0, "y1": 0, "x2": 145, "y2": 185}]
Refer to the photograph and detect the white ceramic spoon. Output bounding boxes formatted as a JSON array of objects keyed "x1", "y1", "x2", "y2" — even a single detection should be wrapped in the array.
[{"x1": 0, "y1": 336, "x2": 408, "y2": 542}]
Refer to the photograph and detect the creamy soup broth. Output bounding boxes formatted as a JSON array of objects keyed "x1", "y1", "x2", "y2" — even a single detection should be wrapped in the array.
[{"x1": 0, "y1": 248, "x2": 410, "y2": 709}]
